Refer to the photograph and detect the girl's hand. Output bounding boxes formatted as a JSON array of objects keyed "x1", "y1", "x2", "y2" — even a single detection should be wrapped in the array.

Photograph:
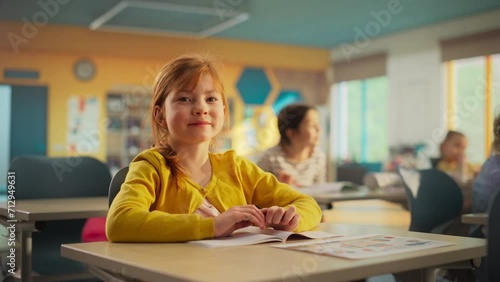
[
  {"x1": 213, "y1": 205, "x2": 266, "y2": 238},
  {"x1": 260, "y1": 206, "x2": 300, "y2": 231}
]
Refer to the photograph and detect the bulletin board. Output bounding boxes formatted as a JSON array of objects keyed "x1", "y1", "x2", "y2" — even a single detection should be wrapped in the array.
[{"x1": 67, "y1": 96, "x2": 100, "y2": 154}]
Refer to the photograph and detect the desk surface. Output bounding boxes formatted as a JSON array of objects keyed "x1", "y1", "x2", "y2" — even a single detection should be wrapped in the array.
[
  {"x1": 461, "y1": 213, "x2": 488, "y2": 226},
  {"x1": 0, "y1": 197, "x2": 108, "y2": 221},
  {"x1": 311, "y1": 187, "x2": 407, "y2": 205},
  {"x1": 61, "y1": 224, "x2": 486, "y2": 282}
]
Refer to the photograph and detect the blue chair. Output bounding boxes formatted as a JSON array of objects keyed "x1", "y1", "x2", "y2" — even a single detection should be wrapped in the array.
[
  {"x1": 430, "y1": 157, "x2": 441, "y2": 168},
  {"x1": 487, "y1": 189, "x2": 500, "y2": 281},
  {"x1": 360, "y1": 162, "x2": 383, "y2": 173},
  {"x1": 398, "y1": 167, "x2": 463, "y2": 233},
  {"x1": 108, "y1": 166, "x2": 129, "y2": 207},
  {"x1": 398, "y1": 168, "x2": 477, "y2": 281},
  {"x1": 7, "y1": 155, "x2": 111, "y2": 277}
]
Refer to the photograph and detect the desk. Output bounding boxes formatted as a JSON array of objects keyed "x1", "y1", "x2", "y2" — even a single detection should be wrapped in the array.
[
  {"x1": 461, "y1": 213, "x2": 488, "y2": 226},
  {"x1": 0, "y1": 197, "x2": 108, "y2": 282},
  {"x1": 311, "y1": 187, "x2": 407, "y2": 209},
  {"x1": 61, "y1": 223, "x2": 485, "y2": 282}
]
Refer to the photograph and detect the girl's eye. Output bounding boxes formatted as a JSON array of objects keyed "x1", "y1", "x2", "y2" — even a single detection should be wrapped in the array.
[
  {"x1": 178, "y1": 97, "x2": 191, "y2": 102},
  {"x1": 207, "y1": 97, "x2": 218, "y2": 102}
]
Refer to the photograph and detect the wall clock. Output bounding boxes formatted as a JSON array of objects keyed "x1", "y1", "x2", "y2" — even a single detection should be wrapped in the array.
[{"x1": 74, "y1": 59, "x2": 96, "y2": 81}]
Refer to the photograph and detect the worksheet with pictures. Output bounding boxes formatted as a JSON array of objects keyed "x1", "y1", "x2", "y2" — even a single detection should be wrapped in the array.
[{"x1": 271, "y1": 234, "x2": 454, "y2": 259}]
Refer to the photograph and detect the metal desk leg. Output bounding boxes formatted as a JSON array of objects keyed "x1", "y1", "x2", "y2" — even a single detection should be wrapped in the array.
[
  {"x1": 393, "y1": 268, "x2": 436, "y2": 282},
  {"x1": 20, "y1": 228, "x2": 33, "y2": 282},
  {"x1": 423, "y1": 268, "x2": 436, "y2": 282}
]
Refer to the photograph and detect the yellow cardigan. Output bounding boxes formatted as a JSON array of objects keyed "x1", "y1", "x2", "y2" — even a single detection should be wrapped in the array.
[{"x1": 106, "y1": 149, "x2": 322, "y2": 242}]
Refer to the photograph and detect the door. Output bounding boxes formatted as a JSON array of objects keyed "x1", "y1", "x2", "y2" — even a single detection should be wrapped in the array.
[{"x1": 10, "y1": 85, "x2": 48, "y2": 161}]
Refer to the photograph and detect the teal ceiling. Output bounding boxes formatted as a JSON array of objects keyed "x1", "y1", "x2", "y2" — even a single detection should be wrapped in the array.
[{"x1": 1, "y1": 0, "x2": 499, "y2": 48}]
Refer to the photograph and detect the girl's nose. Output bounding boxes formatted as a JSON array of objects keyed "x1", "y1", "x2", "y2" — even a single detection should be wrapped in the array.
[{"x1": 193, "y1": 103, "x2": 208, "y2": 115}]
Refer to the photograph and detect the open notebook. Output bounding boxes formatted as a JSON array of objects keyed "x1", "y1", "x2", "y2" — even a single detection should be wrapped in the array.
[
  {"x1": 271, "y1": 234, "x2": 454, "y2": 259},
  {"x1": 188, "y1": 226, "x2": 340, "y2": 248}
]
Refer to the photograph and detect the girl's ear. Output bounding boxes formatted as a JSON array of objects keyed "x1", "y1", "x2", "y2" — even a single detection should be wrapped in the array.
[
  {"x1": 153, "y1": 105, "x2": 167, "y2": 128},
  {"x1": 285, "y1": 128, "x2": 295, "y2": 141}
]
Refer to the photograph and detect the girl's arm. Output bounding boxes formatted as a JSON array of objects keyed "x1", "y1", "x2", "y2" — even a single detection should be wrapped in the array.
[
  {"x1": 106, "y1": 158, "x2": 213, "y2": 243},
  {"x1": 237, "y1": 156, "x2": 322, "y2": 232}
]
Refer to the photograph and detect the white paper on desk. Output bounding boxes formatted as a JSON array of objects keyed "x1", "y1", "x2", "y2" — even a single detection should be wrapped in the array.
[
  {"x1": 188, "y1": 226, "x2": 341, "y2": 248},
  {"x1": 295, "y1": 182, "x2": 359, "y2": 195},
  {"x1": 271, "y1": 234, "x2": 454, "y2": 259}
]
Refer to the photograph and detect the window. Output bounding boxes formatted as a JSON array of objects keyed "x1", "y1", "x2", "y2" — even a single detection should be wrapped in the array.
[
  {"x1": 452, "y1": 57, "x2": 486, "y2": 164},
  {"x1": 447, "y1": 54, "x2": 500, "y2": 164},
  {"x1": 493, "y1": 54, "x2": 500, "y2": 125},
  {"x1": 333, "y1": 76, "x2": 388, "y2": 163}
]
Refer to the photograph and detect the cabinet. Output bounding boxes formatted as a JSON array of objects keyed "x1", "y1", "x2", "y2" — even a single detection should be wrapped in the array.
[{"x1": 106, "y1": 93, "x2": 152, "y2": 175}]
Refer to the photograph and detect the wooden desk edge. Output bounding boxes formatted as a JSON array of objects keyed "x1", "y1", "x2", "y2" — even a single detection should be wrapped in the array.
[
  {"x1": 461, "y1": 213, "x2": 488, "y2": 226},
  {"x1": 60, "y1": 236, "x2": 486, "y2": 282}
]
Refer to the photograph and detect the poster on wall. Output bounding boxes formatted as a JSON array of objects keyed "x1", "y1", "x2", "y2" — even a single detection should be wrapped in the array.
[{"x1": 67, "y1": 96, "x2": 100, "y2": 154}]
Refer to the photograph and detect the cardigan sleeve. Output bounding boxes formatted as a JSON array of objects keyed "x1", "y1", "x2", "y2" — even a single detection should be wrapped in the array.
[
  {"x1": 106, "y1": 152, "x2": 214, "y2": 242},
  {"x1": 235, "y1": 155, "x2": 322, "y2": 232}
]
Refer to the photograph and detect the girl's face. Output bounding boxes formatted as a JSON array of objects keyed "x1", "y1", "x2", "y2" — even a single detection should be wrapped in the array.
[
  {"x1": 289, "y1": 109, "x2": 321, "y2": 148},
  {"x1": 160, "y1": 73, "x2": 225, "y2": 148},
  {"x1": 442, "y1": 135, "x2": 467, "y2": 162}
]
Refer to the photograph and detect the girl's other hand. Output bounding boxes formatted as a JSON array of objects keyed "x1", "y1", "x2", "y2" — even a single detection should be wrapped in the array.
[
  {"x1": 260, "y1": 206, "x2": 300, "y2": 231},
  {"x1": 213, "y1": 205, "x2": 266, "y2": 238}
]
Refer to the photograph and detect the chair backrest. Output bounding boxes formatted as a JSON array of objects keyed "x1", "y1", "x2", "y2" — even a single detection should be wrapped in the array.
[
  {"x1": 398, "y1": 167, "x2": 463, "y2": 233},
  {"x1": 108, "y1": 166, "x2": 129, "y2": 207},
  {"x1": 7, "y1": 155, "x2": 111, "y2": 275},
  {"x1": 430, "y1": 157, "x2": 441, "y2": 168},
  {"x1": 9, "y1": 155, "x2": 111, "y2": 199},
  {"x1": 488, "y1": 189, "x2": 500, "y2": 281}
]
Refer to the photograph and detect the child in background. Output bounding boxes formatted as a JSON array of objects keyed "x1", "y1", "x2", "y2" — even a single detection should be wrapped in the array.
[
  {"x1": 436, "y1": 131, "x2": 479, "y2": 281},
  {"x1": 106, "y1": 55, "x2": 322, "y2": 242},
  {"x1": 471, "y1": 113, "x2": 500, "y2": 237},
  {"x1": 437, "y1": 130, "x2": 475, "y2": 184},
  {"x1": 437, "y1": 130, "x2": 478, "y2": 213},
  {"x1": 257, "y1": 104, "x2": 326, "y2": 187}
]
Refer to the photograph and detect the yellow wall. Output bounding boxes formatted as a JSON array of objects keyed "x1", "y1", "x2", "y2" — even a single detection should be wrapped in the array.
[
  {"x1": 0, "y1": 22, "x2": 329, "y2": 161},
  {"x1": 0, "y1": 22, "x2": 328, "y2": 70}
]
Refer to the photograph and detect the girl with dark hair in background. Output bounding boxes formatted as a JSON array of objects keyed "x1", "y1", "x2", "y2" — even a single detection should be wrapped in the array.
[{"x1": 257, "y1": 103, "x2": 326, "y2": 187}]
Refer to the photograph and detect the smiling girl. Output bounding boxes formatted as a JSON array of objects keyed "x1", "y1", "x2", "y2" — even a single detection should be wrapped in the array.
[{"x1": 106, "y1": 54, "x2": 322, "y2": 242}]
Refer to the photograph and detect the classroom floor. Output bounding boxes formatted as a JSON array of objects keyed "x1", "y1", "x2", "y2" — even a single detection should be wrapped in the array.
[{"x1": 322, "y1": 199, "x2": 411, "y2": 230}]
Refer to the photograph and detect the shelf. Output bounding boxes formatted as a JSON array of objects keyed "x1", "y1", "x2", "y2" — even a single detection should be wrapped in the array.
[{"x1": 106, "y1": 91, "x2": 168, "y2": 171}]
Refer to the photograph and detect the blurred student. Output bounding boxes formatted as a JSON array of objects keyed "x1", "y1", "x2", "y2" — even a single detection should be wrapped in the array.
[
  {"x1": 437, "y1": 130, "x2": 475, "y2": 184},
  {"x1": 106, "y1": 54, "x2": 322, "y2": 242},
  {"x1": 471, "y1": 113, "x2": 500, "y2": 237},
  {"x1": 437, "y1": 130, "x2": 478, "y2": 213},
  {"x1": 257, "y1": 104, "x2": 326, "y2": 187},
  {"x1": 434, "y1": 130, "x2": 480, "y2": 281}
]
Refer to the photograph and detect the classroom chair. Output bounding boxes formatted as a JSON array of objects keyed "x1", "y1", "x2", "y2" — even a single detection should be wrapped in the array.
[
  {"x1": 487, "y1": 189, "x2": 500, "y2": 282},
  {"x1": 360, "y1": 162, "x2": 383, "y2": 173},
  {"x1": 8, "y1": 155, "x2": 111, "y2": 278},
  {"x1": 398, "y1": 167, "x2": 477, "y2": 281},
  {"x1": 430, "y1": 157, "x2": 441, "y2": 168},
  {"x1": 108, "y1": 166, "x2": 129, "y2": 207},
  {"x1": 398, "y1": 167, "x2": 463, "y2": 233},
  {"x1": 81, "y1": 166, "x2": 129, "y2": 243}
]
